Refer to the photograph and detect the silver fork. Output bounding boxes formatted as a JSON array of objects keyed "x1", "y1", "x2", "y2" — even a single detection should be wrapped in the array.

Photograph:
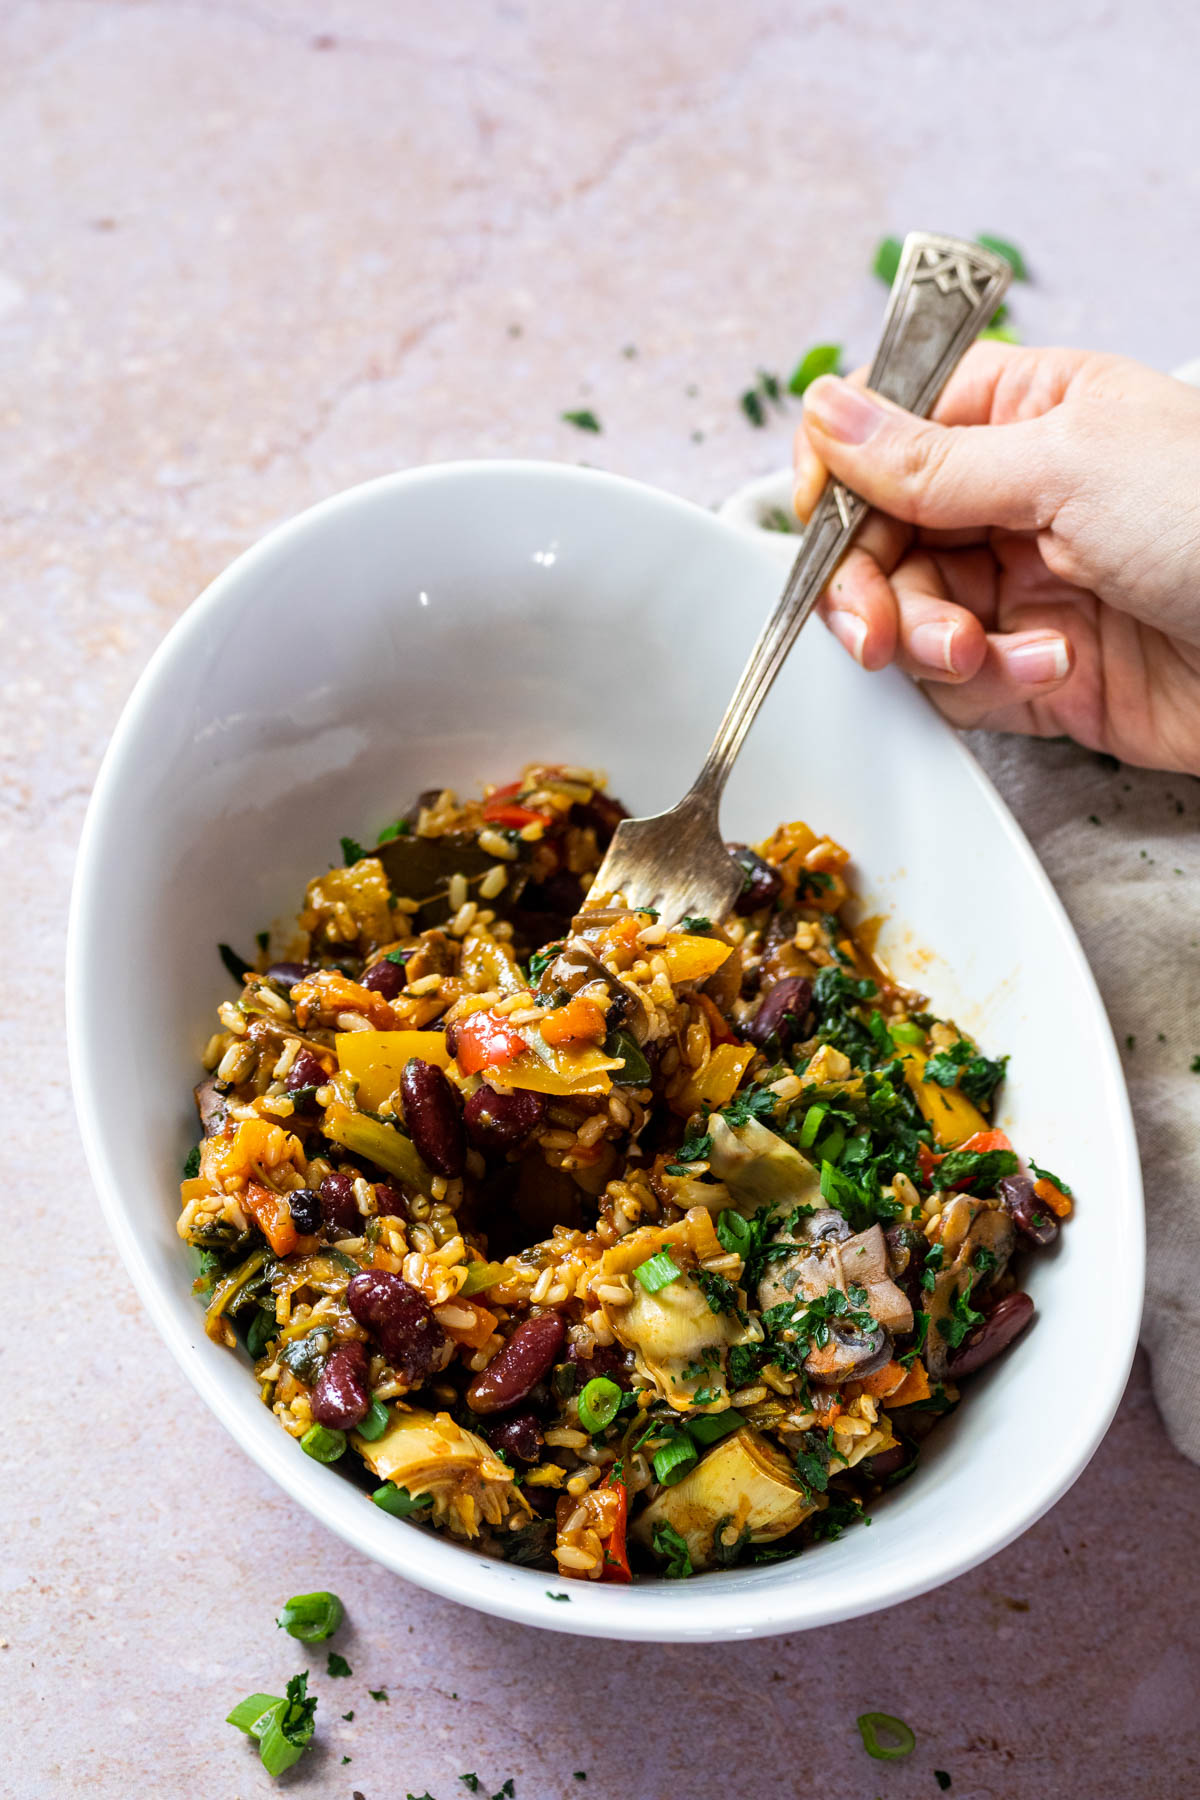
[{"x1": 587, "y1": 230, "x2": 1012, "y2": 927}]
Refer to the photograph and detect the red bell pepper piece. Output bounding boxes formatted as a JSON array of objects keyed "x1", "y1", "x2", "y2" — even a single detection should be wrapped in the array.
[
  {"x1": 598, "y1": 1475, "x2": 632, "y2": 1584},
  {"x1": 481, "y1": 779, "x2": 555, "y2": 831},
  {"x1": 453, "y1": 1011, "x2": 527, "y2": 1076}
]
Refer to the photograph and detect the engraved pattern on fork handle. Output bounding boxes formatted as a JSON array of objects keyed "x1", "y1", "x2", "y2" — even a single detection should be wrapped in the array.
[{"x1": 693, "y1": 231, "x2": 1012, "y2": 800}]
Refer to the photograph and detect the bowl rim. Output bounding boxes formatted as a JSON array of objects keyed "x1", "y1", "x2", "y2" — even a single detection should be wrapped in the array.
[{"x1": 66, "y1": 457, "x2": 1144, "y2": 1641}]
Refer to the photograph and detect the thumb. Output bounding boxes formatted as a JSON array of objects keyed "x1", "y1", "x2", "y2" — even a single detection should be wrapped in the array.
[{"x1": 802, "y1": 375, "x2": 1061, "y2": 534}]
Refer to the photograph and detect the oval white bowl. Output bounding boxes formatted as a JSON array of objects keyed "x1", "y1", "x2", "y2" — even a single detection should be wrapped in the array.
[{"x1": 67, "y1": 461, "x2": 1143, "y2": 1642}]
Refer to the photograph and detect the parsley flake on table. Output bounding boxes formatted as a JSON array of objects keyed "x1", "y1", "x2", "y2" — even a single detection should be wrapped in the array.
[
  {"x1": 460, "y1": 1777, "x2": 481, "y2": 1792},
  {"x1": 368, "y1": 1686, "x2": 389, "y2": 1701},
  {"x1": 561, "y1": 409, "x2": 601, "y2": 432},
  {"x1": 327, "y1": 1650, "x2": 352, "y2": 1677},
  {"x1": 935, "y1": 1774, "x2": 953, "y2": 1792}
]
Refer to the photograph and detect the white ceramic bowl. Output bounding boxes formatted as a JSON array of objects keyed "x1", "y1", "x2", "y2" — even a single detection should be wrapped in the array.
[{"x1": 68, "y1": 461, "x2": 1143, "y2": 1641}]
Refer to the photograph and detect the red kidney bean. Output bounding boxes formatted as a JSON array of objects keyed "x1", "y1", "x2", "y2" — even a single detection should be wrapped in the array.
[
  {"x1": 372, "y1": 1182, "x2": 406, "y2": 1216},
  {"x1": 346, "y1": 1269, "x2": 446, "y2": 1385},
  {"x1": 401, "y1": 1057, "x2": 465, "y2": 1176},
  {"x1": 863, "y1": 1443, "x2": 907, "y2": 1481},
  {"x1": 266, "y1": 961, "x2": 316, "y2": 991},
  {"x1": 483, "y1": 1409, "x2": 545, "y2": 1463},
  {"x1": 728, "y1": 844, "x2": 784, "y2": 915},
  {"x1": 998, "y1": 1175, "x2": 1059, "y2": 1247},
  {"x1": 310, "y1": 1340, "x2": 370, "y2": 1429},
  {"x1": 319, "y1": 1170, "x2": 360, "y2": 1233},
  {"x1": 467, "y1": 1313, "x2": 566, "y2": 1414},
  {"x1": 286, "y1": 1188, "x2": 322, "y2": 1234},
  {"x1": 745, "y1": 974, "x2": 813, "y2": 1051},
  {"x1": 947, "y1": 1291, "x2": 1035, "y2": 1378},
  {"x1": 285, "y1": 1048, "x2": 328, "y2": 1096},
  {"x1": 361, "y1": 957, "x2": 407, "y2": 1001},
  {"x1": 464, "y1": 1083, "x2": 544, "y2": 1153}
]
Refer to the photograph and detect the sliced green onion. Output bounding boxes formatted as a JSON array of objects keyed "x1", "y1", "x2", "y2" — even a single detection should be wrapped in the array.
[
  {"x1": 372, "y1": 1482, "x2": 431, "y2": 1517},
  {"x1": 256, "y1": 1702, "x2": 312, "y2": 1777},
  {"x1": 652, "y1": 1435, "x2": 699, "y2": 1487},
  {"x1": 577, "y1": 1376, "x2": 622, "y2": 1434},
  {"x1": 889, "y1": 1020, "x2": 926, "y2": 1046},
  {"x1": 716, "y1": 1211, "x2": 752, "y2": 1256},
  {"x1": 246, "y1": 1307, "x2": 277, "y2": 1359},
  {"x1": 276, "y1": 1591, "x2": 343, "y2": 1643},
  {"x1": 816, "y1": 1123, "x2": 845, "y2": 1164},
  {"x1": 798, "y1": 1104, "x2": 827, "y2": 1148},
  {"x1": 300, "y1": 1424, "x2": 346, "y2": 1463},
  {"x1": 633, "y1": 1250, "x2": 682, "y2": 1293},
  {"x1": 686, "y1": 1408, "x2": 744, "y2": 1446},
  {"x1": 857, "y1": 1711, "x2": 916, "y2": 1761},
  {"x1": 227, "y1": 1692, "x2": 283, "y2": 1736},
  {"x1": 355, "y1": 1397, "x2": 390, "y2": 1441}
]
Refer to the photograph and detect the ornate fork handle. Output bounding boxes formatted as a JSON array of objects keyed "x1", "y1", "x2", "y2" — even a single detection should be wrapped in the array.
[{"x1": 694, "y1": 231, "x2": 1012, "y2": 796}]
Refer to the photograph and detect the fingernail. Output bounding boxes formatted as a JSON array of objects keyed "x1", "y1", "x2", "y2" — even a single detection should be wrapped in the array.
[
  {"x1": 805, "y1": 376, "x2": 885, "y2": 446},
  {"x1": 909, "y1": 619, "x2": 961, "y2": 674},
  {"x1": 1004, "y1": 634, "x2": 1071, "y2": 685},
  {"x1": 827, "y1": 609, "x2": 868, "y2": 664}
]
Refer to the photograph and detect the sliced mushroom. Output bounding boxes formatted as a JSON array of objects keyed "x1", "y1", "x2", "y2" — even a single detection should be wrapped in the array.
[
  {"x1": 803, "y1": 1319, "x2": 892, "y2": 1386},
  {"x1": 632, "y1": 1428, "x2": 817, "y2": 1571},
  {"x1": 352, "y1": 1406, "x2": 525, "y2": 1538},
  {"x1": 757, "y1": 1220, "x2": 914, "y2": 1338},
  {"x1": 923, "y1": 1196, "x2": 1017, "y2": 1379},
  {"x1": 538, "y1": 941, "x2": 651, "y2": 1043}
]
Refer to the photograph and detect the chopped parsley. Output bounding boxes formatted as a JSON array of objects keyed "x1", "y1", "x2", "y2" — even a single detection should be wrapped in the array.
[
  {"x1": 923, "y1": 1037, "x2": 1008, "y2": 1106},
  {"x1": 526, "y1": 941, "x2": 565, "y2": 982},
  {"x1": 935, "y1": 1774, "x2": 952, "y2": 1791},
  {"x1": 693, "y1": 1269, "x2": 741, "y2": 1316},
  {"x1": 1029, "y1": 1160, "x2": 1072, "y2": 1195},
  {"x1": 651, "y1": 1520, "x2": 694, "y2": 1578},
  {"x1": 679, "y1": 914, "x2": 712, "y2": 932},
  {"x1": 377, "y1": 817, "x2": 412, "y2": 842},
  {"x1": 182, "y1": 1144, "x2": 202, "y2": 1180},
  {"x1": 931, "y1": 1147, "x2": 1019, "y2": 1190},
  {"x1": 562, "y1": 409, "x2": 601, "y2": 432},
  {"x1": 872, "y1": 236, "x2": 903, "y2": 283},
  {"x1": 339, "y1": 835, "x2": 367, "y2": 865},
  {"x1": 921, "y1": 1244, "x2": 944, "y2": 1291},
  {"x1": 665, "y1": 1129, "x2": 712, "y2": 1174},
  {"x1": 326, "y1": 1651, "x2": 352, "y2": 1677},
  {"x1": 368, "y1": 1687, "x2": 389, "y2": 1702},
  {"x1": 938, "y1": 1284, "x2": 985, "y2": 1349}
]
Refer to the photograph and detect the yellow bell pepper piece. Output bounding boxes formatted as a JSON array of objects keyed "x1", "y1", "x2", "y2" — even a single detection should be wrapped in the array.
[
  {"x1": 496, "y1": 1048, "x2": 614, "y2": 1096},
  {"x1": 459, "y1": 931, "x2": 525, "y2": 994},
  {"x1": 673, "y1": 1042, "x2": 756, "y2": 1116},
  {"x1": 897, "y1": 1048, "x2": 988, "y2": 1147},
  {"x1": 661, "y1": 933, "x2": 733, "y2": 985},
  {"x1": 335, "y1": 1030, "x2": 451, "y2": 1111}
]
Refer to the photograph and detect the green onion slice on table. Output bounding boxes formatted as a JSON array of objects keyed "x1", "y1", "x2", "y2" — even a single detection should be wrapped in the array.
[
  {"x1": 857, "y1": 1711, "x2": 916, "y2": 1760},
  {"x1": 276, "y1": 1591, "x2": 343, "y2": 1643}
]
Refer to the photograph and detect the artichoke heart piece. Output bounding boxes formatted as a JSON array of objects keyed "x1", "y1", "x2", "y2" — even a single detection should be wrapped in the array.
[
  {"x1": 633, "y1": 1428, "x2": 817, "y2": 1572},
  {"x1": 596, "y1": 1223, "x2": 751, "y2": 1412},
  {"x1": 352, "y1": 1408, "x2": 525, "y2": 1538},
  {"x1": 708, "y1": 1115, "x2": 823, "y2": 1213}
]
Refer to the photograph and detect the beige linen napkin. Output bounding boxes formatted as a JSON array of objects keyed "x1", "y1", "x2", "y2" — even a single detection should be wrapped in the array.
[{"x1": 719, "y1": 458, "x2": 1200, "y2": 1465}]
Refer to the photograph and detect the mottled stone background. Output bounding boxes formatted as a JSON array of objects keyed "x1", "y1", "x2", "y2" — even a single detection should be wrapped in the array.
[{"x1": 4, "y1": 3, "x2": 1199, "y2": 1796}]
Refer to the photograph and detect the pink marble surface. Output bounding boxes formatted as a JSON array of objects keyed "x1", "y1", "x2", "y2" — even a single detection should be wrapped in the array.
[{"x1": 5, "y1": 3, "x2": 1200, "y2": 1794}]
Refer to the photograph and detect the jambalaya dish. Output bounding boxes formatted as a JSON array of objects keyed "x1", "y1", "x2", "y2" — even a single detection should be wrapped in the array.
[{"x1": 180, "y1": 766, "x2": 1072, "y2": 1582}]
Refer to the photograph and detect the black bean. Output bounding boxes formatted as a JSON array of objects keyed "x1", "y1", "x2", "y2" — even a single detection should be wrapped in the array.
[
  {"x1": 483, "y1": 1409, "x2": 545, "y2": 1463},
  {"x1": 310, "y1": 1340, "x2": 370, "y2": 1429},
  {"x1": 266, "y1": 961, "x2": 316, "y2": 992},
  {"x1": 346, "y1": 1269, "x2": 446, "y2": 1385},
  {"x1": 745, "y1": 975, "x2": 813, "y2": 1051},
  {"x1": 998, "y1": 1174, "x2": 1059, "y2": 1247},
  {"x1": 287, "y1": 1188, "x2": 322, "y2": 1234},
  {"x1": 728, "y1": 844, "x2": 784, "y2": 915},
  {"x1": 285, "y1": 1049, "x2": 328, "y2": 1095},
  {"x1": 319, "y1": 1170, "x2": 360, "y2": 1233},
  {"x1": 947, "y1": 1291, "x2": 1035, "y2": 1378},
  {"x1": 361, "y1": 958, "x2": 407, "y2": 1001},
  {"x1": 464, "y1": 1083, "x2": 544, "y2": 1153},
  {"x1": 467, "y1": 1314, "x2": 566, "y2": 1414},
  {"x1": 400, "y1": 1058, "x2": 465, "y2": 1176}
]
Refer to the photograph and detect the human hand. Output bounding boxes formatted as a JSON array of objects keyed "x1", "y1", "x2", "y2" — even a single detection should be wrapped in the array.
[{"x1": 793, "y1": 343, "x2": 1200, "y2": 774}]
